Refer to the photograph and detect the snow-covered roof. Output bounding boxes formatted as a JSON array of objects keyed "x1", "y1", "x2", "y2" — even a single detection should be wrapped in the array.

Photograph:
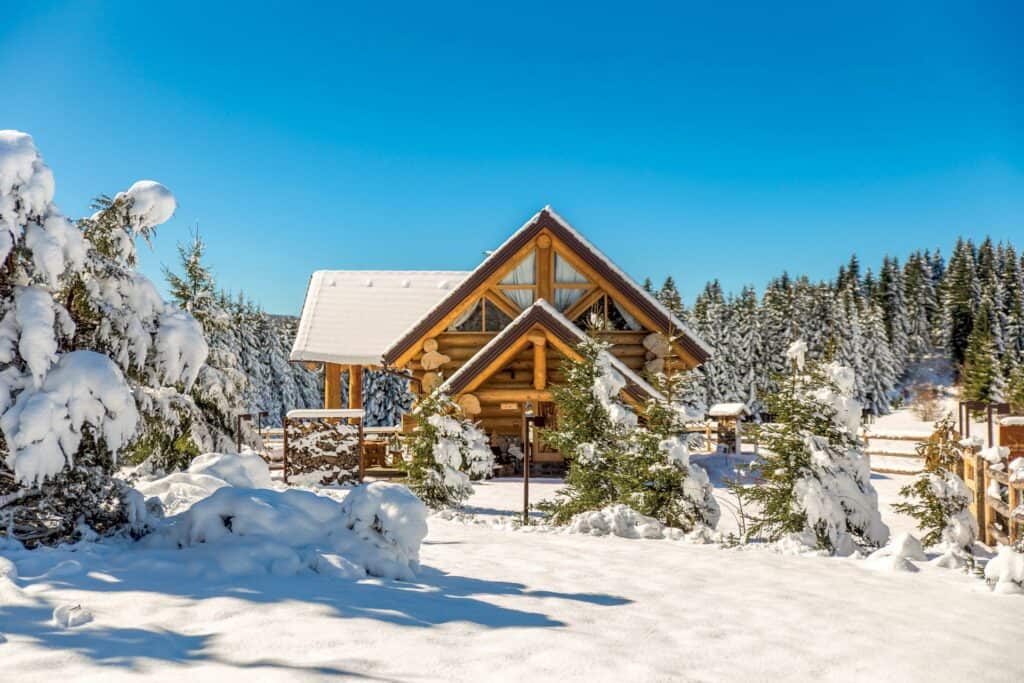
[
  {"x1": 438, "y1": 298, "x2": 663, "y2": 403},
  {"x1": 708, "y1": 402, "x2": 749, "y2": 417},
  {"x1": 290, "y1": 270, "x2": 471, "y2": 366},
  {"x1": 384, "y1": 206, "x2": 712, "y2": 365}
]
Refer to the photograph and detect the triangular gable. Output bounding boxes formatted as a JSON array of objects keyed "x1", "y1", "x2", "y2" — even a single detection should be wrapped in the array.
[
  {"x1": 383, "y1": 206, "x2": 711, "y2": 367},
  {"x1": 438, "y1": 299, "x2": 663, "y2": 404}
]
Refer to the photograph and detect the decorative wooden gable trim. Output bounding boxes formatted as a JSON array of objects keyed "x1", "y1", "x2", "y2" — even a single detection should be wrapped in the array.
[
  {"x1": 438, "y1": 300, "x2": 663, "y2": 405},
  {"x1": 383, "y1": 206, "x2": 711, "y2": 368}
]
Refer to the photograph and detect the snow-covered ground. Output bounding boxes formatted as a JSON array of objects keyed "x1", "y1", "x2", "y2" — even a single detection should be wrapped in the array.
[{"x1": 1, "y1": 461, "x2": 1019, "y2": 682}]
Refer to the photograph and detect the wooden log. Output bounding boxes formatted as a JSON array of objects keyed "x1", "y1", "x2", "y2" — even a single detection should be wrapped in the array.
[
  {"x1": 537, "y1": 234, "x2": 552, "y2": 302},
  {"x1": 531, "y1": 332, "x2": 547, "y2": 390},
  {"x1": 457, "y1": 393, "x2": 482, "y2": 416},
  {"x1": 421, "y1": 371, "x2": 442, "y2": 392}
]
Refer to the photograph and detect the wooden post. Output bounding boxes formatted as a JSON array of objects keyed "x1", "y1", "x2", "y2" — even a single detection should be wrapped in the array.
[
  {"x1": 357, "y1": 416, "x2": 365, "y2": 483},
  {"x1": 536, "y1": 234, "x2": 552, "y2": 303},
  {"x1": 987, "y1": 405, "x2": 994, "y2": 448},
  {"x1": 282, "y1": 413, "x2": 290, "y2": 485},
  {"x1": 530, "y1": 332, "x2": 547, "y2": 391},
  {"x1": 348, "y1": 365, "x2": 363, "y2": 422},
  {"x1": 522, "y1": 409, "x2": 530, "y2": 525},
  {"x1": 324, "y1": 363, "x2": 343, "y2": 409}
]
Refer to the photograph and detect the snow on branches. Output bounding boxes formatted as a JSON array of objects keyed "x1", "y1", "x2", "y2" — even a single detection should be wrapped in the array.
[
  {"x1": 732, "y1": 342, "x2": 889, "y2": 553},
  {"x1": 2, "y1": 351, "x2": 138, "y2": 484}
]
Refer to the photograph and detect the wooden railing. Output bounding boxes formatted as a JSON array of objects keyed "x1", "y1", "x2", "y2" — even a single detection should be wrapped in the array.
[{"x1": 961, "y1": 449, "x2": 1024, "y2": 546}]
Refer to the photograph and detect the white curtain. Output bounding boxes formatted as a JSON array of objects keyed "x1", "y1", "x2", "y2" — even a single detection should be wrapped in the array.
[
  {"x1": 554, "y1": 254, "x2": 587, "y2": 284},
  {"x1": 505, "y1": 289, "x2": 535, "y2": 309},
  {"x1": 500, "y1": 250, "x2": 536, "y2": 285},
  {"x1": 554, "y1": 287, "x2": 585, "y2": 311}
]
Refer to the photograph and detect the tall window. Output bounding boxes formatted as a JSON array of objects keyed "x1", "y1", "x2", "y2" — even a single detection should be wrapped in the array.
[
  {"x1": 553, "y1": 253, "x2": 590, "y2": 311},
  {"x1": 498, "y1": 250, "x2": 536, "y2": 309}
]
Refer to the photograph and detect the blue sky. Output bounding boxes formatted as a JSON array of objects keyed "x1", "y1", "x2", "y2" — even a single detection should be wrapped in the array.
[{"x1": 2, "y1": 1, "x2": 1020, "y2": 314}]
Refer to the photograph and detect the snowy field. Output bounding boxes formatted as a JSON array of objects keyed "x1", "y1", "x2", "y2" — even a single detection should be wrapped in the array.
[{"x1": 1, "y1": 462, "x2": 1020, "y2": 683}]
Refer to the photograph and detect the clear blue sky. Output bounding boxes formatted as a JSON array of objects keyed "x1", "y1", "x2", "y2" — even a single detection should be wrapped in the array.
[{"x1": 2, "y1": 1, "x2": 1020, "y2": 315}]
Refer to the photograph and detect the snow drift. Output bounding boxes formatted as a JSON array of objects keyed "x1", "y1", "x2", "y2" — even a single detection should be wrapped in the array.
[{"x1": 153, "y1": 482, "x2": 428, "y2": 580}]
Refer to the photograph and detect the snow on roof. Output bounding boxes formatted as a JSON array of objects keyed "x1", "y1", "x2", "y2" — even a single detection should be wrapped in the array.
[
  {"x1": 708, "y1": 402, "x2": 749, "y2": 417},
  {"x1": 383, "y1": 205, "x2": 712, "y2": 364},
  {"x1": 290, "y1": 270, "x2": 471, "y2": 366},
  {"x1": 285, "y1": 408, "x2": 366, "y2": 420},
  {"x1": 438, "y1": 298, "x2": 663, "y2": 402}
]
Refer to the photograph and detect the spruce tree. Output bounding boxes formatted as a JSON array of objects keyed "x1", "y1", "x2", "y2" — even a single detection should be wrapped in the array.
[
  {"x1": 399, "y1": 390, "x2": 494, "y2": 509},
  {"x1": 961, "y1": 299, "x2": 1006, "y2": 404},
  {"x1": 893, "y1": 414, "x2": 977, "y2": 562},
  {"x1": 731, "y1": 342, "x2": 888, "y2": 552}
]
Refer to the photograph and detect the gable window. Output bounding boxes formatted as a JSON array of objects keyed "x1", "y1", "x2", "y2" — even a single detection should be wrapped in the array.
[
  {"x1": 553, "y1": 253, "x2": 590, "y2": 312},
  {"x1": 498, "y1": 250, "x2": 536, "y2": 310},
  {"x1": 572, "y1": 294, "x2": 642, "y2": 331},
  {"x1": 448, "y1": 297, "x2": 514, "y2": 332}
]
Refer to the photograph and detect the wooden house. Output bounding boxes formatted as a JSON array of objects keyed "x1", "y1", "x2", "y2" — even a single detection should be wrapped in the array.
[{"x1": 290, "y1": 206, "x2": 711, "y2": 465}]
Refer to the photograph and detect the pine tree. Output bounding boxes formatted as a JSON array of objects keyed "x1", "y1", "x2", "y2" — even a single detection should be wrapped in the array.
[
  {"x1": 860, "y1": 303, "x2": 897, "y2": 415},
  {"x1": 731, "y1": 343, "x2": 888, "y2": 552},
  {"x1": 399, "y1": 390, "x2": 494, "y2": 509},
  {"x1": 539, "y1": 336, "x2": 719, "y2": 529},
  {"x1": 163, "y1": 230, "x2": 216, "y2": 329},
  {"x1": 961, "y1": 299, "x2": 1006, "y2": 404},
  {"x1": 1, "y1": 131, "x2": 205, "y2": 544},
  {"x1": 363, "y1": 369, "x2": 414, "y2": 427},
  {"x1": 942, "y1": 238, "x2": 980, "y2": 366},
  {"x1": 657, "y1": 276, "x2": 684, "y2": 318},
  {"x1": 893, "y1": 414, "x2": 977, "y2": 562}
]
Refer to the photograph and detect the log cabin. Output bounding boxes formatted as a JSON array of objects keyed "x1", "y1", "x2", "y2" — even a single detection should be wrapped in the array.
[{"x1": 290, "y1": 206, "x2": 711, "y2": 469}]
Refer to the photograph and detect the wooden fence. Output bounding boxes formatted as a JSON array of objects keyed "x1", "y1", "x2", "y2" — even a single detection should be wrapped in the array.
[{"x1": 960, "y1": 420, "x2": 1024, "y2": 546}]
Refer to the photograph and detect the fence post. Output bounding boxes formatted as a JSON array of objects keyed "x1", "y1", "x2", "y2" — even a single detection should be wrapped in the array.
[{"x1": 282, "y1": 413, "x2": 289, "y2": 486}]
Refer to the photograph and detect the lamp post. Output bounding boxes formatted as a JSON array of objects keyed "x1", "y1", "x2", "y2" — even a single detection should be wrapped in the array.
[{"x1": 523, "y1": 401, "x2": 533, "y2": 525}]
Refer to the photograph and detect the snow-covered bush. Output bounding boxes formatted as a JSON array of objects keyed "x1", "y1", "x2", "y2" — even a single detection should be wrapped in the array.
[
  {"x1": 400, "y1": 390, "x2": 494, "y2": 509},
  {"x1": 731, "y1": 341, "x2": 889, "y2": 553},
  {"x1": 540, "y1": 337, "x2": 719, "y2": 531},
  {"x1": 156, "y1": 481, "x2": 427, "y2": 580},
  {"x1": 893, "y1": 414, "x2": 977, "y2": 563},
  {"x1": 0, "y1": 130, "x2": 208, "y2": 545},
  {"x1": 984, "y1": 542, "x2": 1024, "y2": 594}
]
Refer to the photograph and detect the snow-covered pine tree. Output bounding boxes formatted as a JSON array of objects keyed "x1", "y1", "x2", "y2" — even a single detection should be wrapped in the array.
[
  {"x1": 399, "y1": 390, "x2": 494, "y2": 509},
  {"x1": 961, "y1": 298, "x2": 1006, "y2": 404},
  {"x1": 731, "y1": 341, "x2": 889, "y2": 552},
  {"x1": 539, "y1": 336, "x2": 719, "y2": 530},
  {"x1": 733, "y1": 286, "x2": 762, "y2": 413},
  {"x1": 657, "y1": 276, "x2": 685, "y2": 318},
  {"x1": 876, "y1": 255, "x2": 910, "y2": 378},
  {"x1": 756, "y1": 274, "x2": 794, "y2": 399},
  {"x1": 860, "y1": 303, "x2": 897, "y2": 415},
  {"x1": 903, "y1": 251, "x2": 938, "y2": 358},
  {"x1": 362, "y1": 369, "x2": 414, "y2": 427},
  {"x1": 0, "y1": 130, "x2": 207, "y2": 544},
  {"x1": 164, "y1": 234, "x2": 245, "y2": 454},
  {"x1": 942, "y1": 238, "x2": 980, "y2": 367},
  {"x1": 893, "y1": 414, "x2": 977, "y2": 564}
]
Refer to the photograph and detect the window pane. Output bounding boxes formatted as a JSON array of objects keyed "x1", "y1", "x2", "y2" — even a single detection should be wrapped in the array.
[
  {"x1": 503, "y1": 288, "x2": 535, "y2": 310},
  {"x1": 573, "y1": 298, "x2": 605, "y2": 330},
  {"x1": 500, "y1": 250, "x2": 536, "y2": 285},
  {"x1": 554, "y1": 254, "x2": 587, "y2": 284},
  {"x1": 554, "y1": 287, "x2": 585, "y2": 311},
  {"x1": 449, "y1": 299, "x2": 483, "y2": 331},
  {"x1": 484, "y1": 299, "x2": 513, "y2": 331},
  {"x1": 607, "y1": 298, "x2": 642, "y2": 331}
]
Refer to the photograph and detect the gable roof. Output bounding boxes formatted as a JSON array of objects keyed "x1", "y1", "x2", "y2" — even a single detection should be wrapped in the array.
[
  {"x1": 439, "y1": 299, "x2": 663, "y2": 403},
  {"x1": 383, "y1": 206, "x2": 711, "y2": 366},
  {"x1": 290, "y1": 270, "x2": 470, "y2": 366}
]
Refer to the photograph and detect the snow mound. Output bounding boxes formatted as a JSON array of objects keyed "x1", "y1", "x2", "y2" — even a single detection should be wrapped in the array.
[
  {"x1": 0, "y1": 556, "x2": 17, "y2": 580},
  {"x1": 979, "y1": 446, "x2": 1009, "y2": 465},
  {"x1": 134, "y1": 471, "x2": 230, "y2": 516},
  {"x1": 568, "y1": 505, "x2": 667, "y2": 539},
  {"x1": 154, "y1": 482, "x2": 428, "y2": 580},
  {"x1": 188, "y1": 451, "x2": 272, "y2": 489},
  {"x1": 865, "y1": 533, "x2": 926, "y2": 572},
  {"x1": 984, "y1": 545, "x2": 1024, "y2": 594},
  {"x1": 52, "y1": 603, "x2": 93, "y2": 628}
]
